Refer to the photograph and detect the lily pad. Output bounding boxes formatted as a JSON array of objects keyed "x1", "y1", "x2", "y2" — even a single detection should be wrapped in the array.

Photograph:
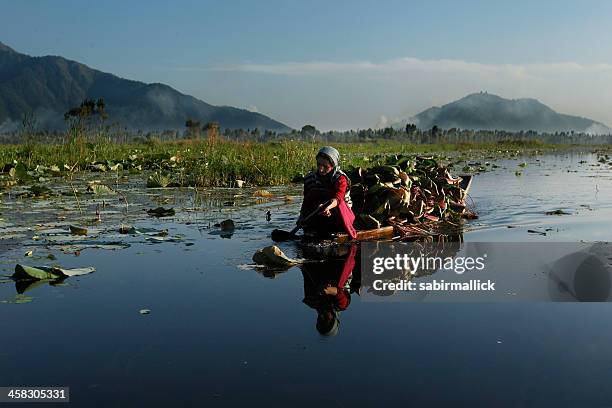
[
  {"x1": 119, "y1": 225, "x2": 137, "y2": 234},
  {"x1": 29, "y1": 184, "x2": 52, "y2": 197},
  {"x1": 219, "y1": 219, "x2": 235, "y2": 231},
  {"x1": 13, "y1": 264, "x2": 96, "y2": 280},
  {"x1": 14, "y1": 264, "x2": 60, "y2": 280},
  {"x1": 9, "y1": 163, "x2": 31, "y2": 181},
  {"x1": 90, "y1": 163, "x2": 108, "y2": 172},
  {"x1": 146, "y1": 172, "x2": 171, "y2": 188},
  {"x1": 57, "y1": 243, "x2": 130, "y2": 252},
  {"x1": 69, "y1": 225, "x2": 88, "y2": 236},
  {"x1": 87, "y1": 183, "x2": 115, "y2": 195},
  {"x1": 147, "y1": 207, "x2": 175, "y2": 217},
  {"x1": 252, "y1": 245, "x2": 302, "y2": 267},
  {"x1": 545, "y1": 209, "x2": 571, "y2": 216},
  {"x1": 253, "y1": 190, "x2": 273, "y2": 198}
]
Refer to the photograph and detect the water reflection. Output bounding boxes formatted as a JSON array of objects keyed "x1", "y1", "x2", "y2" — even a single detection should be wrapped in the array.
[
  {"x1": 295, "y1": 233, "x2": 467, "y2": 334},
  {"x1": 300, "y1": 244, "x2": 358, "y2": 336},
  {"x1": 14, "y1": 276, "x2": 67, "y2": 295},
  {"x1": 361, "y1": 234, "x2": 465, "y2": 298},
  {"x1": 0, "y1": 275, "x2": 67, "y2": 304}
]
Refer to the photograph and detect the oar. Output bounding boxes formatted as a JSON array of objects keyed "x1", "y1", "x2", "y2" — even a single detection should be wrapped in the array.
[{"x1": 271, "y1": 200, "x2": 331, "y2": 242}]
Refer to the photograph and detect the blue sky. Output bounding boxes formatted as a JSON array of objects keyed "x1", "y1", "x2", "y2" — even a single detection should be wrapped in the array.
[{"x1": 2, "y1": 0, "x2": 612, "y2": 130}]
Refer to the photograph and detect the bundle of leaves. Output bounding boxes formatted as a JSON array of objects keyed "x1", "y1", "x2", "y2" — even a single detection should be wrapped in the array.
[{"x1": 346, "y1": 155, "x2": 470, "y2": 230}]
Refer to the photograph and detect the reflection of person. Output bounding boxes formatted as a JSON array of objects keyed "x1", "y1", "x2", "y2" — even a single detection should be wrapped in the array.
[
  {"x1": 301, "y1": 245, "x2": 358, "y2": 336},
  {"x1": 299, "y1": 146, "x2": 356, "y2": 239}
]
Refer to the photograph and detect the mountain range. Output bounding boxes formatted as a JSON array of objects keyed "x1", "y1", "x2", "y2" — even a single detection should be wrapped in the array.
[
  {"x1": 396, "y1": 92, "x2": 611, "y2": 134},
  {"x1": 2, "y1": 42, "x2": 610, "y2": 136},
  {"x1": 0, "y1": 41, "x2": 291, "y2": 133}
]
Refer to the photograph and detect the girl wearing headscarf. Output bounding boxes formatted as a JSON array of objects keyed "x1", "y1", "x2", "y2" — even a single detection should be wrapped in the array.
[{"x1": 299, "y1": 146, "x2": 357, "y2": 239}]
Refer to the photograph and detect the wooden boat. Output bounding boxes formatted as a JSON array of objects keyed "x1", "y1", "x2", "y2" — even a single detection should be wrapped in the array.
[{"x1": 330, "y1": 175, "x2": 473, "y2": 244}]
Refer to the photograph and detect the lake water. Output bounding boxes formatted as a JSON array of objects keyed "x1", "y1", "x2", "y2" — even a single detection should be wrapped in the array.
[{"x1": 1, "y1": 150, "x2": 612, "y2": 407}]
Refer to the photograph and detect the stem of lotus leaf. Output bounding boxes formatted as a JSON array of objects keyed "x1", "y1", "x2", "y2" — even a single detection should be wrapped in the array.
[{"x1": 69, "y1": 179, "x2": 83, "y2": 216}]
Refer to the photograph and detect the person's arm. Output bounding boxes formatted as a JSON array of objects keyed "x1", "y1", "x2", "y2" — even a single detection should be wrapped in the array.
[
  {"x1": 322, "y1": 285, "x2": 350, "y2": 310},
  {"x1": 321, "y1": 176, "x2": 348, "y2": 216}
]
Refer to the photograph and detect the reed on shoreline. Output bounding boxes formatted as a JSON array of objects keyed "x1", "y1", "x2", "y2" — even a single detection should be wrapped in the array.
[{"x1": 0, "y1": 138, "x2": 580, "y2": 187}]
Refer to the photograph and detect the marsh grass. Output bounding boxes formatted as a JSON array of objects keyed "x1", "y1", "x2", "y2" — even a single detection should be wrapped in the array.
[{"x1": 0, "y1": 138, "x2": 572, "y2": 187}]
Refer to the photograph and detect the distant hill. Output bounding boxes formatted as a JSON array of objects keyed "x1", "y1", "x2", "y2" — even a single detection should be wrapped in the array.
[
  {"x1": 396, "y1": 92, "x2": 611, "y2": 135},
  {"x1": 0, "y1": 41, "x2": 291, "y2": 134}
]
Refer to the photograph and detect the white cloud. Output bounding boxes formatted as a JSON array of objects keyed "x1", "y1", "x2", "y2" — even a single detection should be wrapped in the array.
[
  {"x1": 209, "y1": 57, "x2": 612, "y2": 80},
  {"x1": 246, "y1": 105, "x2": 259, "y2": 113},
  {"x1": 169, "y1": 57, "x2": 612, "y2": 130}
]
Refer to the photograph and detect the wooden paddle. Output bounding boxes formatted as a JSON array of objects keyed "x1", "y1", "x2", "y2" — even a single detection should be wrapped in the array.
[{"x1": 271, "y1": 200, "x2": 331, "y2": 242}]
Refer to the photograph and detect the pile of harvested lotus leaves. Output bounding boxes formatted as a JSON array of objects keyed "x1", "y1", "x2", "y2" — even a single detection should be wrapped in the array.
[{"x1": 347, "y1": 155, "x2": 474, "y2": 230}]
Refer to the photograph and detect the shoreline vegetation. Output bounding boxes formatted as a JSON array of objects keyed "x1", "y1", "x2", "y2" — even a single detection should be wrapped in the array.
[
  {"x1": 1, "y1": 99, "x2": 609, "y2": 187},
  {"x1": 0, "y1": 138, "x2": 601, "y2": 188}
]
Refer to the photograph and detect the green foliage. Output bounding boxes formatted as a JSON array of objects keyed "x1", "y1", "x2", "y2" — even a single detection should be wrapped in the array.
[{"x1": 0, "y1": 137, "x2": 568, "y2": 188}]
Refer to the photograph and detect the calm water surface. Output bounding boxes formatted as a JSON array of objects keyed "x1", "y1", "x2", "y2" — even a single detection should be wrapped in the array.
[{"x1": 1, "y1": 151, "x2": 612, "y2": 407}]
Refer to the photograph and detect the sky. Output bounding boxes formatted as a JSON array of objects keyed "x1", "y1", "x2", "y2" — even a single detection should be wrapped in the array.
[{"x1": 2, "y1": 0, "x2": 612, "y2": 130}]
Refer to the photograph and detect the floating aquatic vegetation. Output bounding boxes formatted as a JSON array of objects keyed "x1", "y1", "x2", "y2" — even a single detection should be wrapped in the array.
[
  {"x1": 119, "y1": 225, "x2": 136, "y2": 234},
  {"x1": 146, "y1": 172, "x2": 171, "y2": 188},
  {"x1": 86, "y1": 182, "x2": 115, "y2": 195},
  {"x1": 545, "y1": 209, "x2": 571, "y2": 215},
  {"x1": 90, "y1": 163, "x2": 108, "y2": 172},
  {"x1": 217, "y1": 219, "x2": 235, "y2": 231},
  {"x1": 109, "y1": 163, "x2": 123, "y2": 172},
  {"x1": 28, "y1": 184, "x2": 53, "y2": 197},
  {"x1": 252, "y1": 245, "x2": 302, "y2": 267},
  {"x1": 69, "y1": 225, "x2": 88, "y2": 236},
  {"x1": 8, "y1": 163, "x2": 31, "y2": 182},
  {"x1": 13, "y1": 264, "x2": 95, "y2": 280},
  {"x1": 147, "y1": 207, "x2": 175, "y2": 217},
  {"x1": 253, "y1": 190, "x2": 273, "y2": 198},
  {"x1": 347, "y1": 155, "x2": 473, "y2": 230},
  {"x1": 145, "y1": 235, "x2": 184, "y2": 243},
  {"x1": 57, "y1": 242, "x2": 130, "y2": 253}
]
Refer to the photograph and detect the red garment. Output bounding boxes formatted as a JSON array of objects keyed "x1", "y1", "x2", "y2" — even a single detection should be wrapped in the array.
[
  {"x1": 301, "y1": 174, "x2": 357, "y2": 239},
  {"x1": 333, "y1": 176, "x2": 357, "y2": 239},
  {"x1": 333, "y1": 176, "x2": 349, "y2": 203},
  {"x1": 334, "y1": 244, "x2": 358, "y2": 309}
]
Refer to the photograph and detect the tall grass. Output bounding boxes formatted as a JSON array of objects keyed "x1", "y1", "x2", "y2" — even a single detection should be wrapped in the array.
[{"x1": 0, "y1": 138, "x2": 568, "y2": 187}]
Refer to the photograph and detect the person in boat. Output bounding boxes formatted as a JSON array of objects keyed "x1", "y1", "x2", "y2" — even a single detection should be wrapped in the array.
[{"x1": 299, "y1": 146, "x2": 357, "y2": 239}]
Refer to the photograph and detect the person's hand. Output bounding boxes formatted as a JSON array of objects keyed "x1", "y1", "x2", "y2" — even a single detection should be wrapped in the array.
[
  {"x1": 320, "y1": 199, "x2": 337, "y2": 217},
  {"x1": 323, "y1": 285, "x2": 338, "y2": 296}
]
